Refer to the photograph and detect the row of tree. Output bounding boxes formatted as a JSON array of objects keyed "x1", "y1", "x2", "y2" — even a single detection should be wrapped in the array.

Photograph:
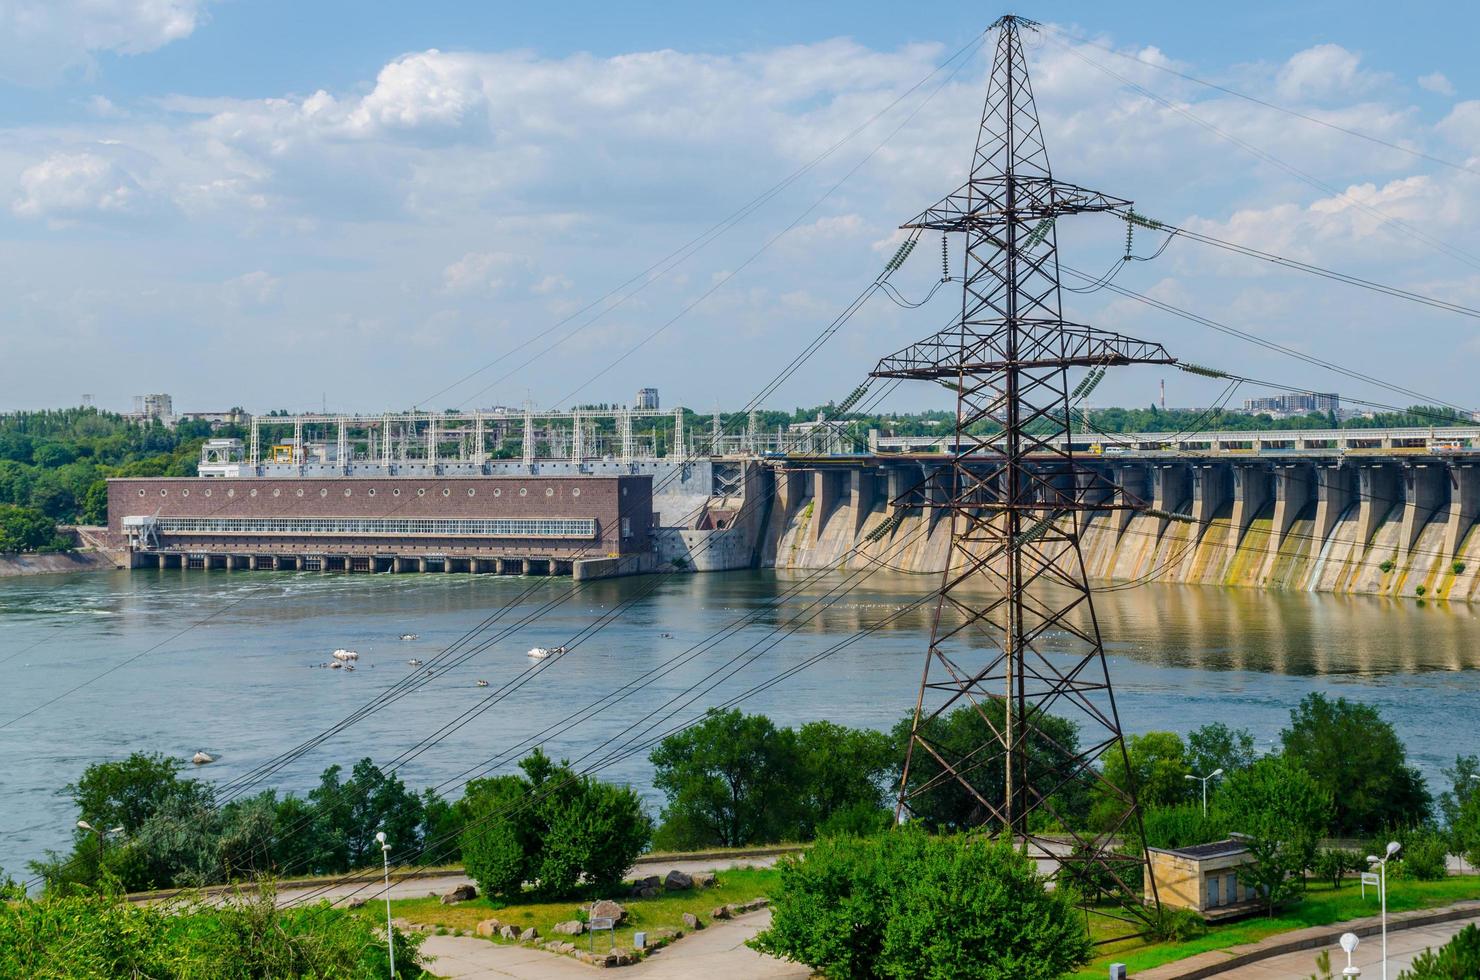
[
  {"x1": 0, "y1": 408, "x2": 232, "y2": 533},
  {"x1": 29, "y1": 693, "x2": 1472, "y2": 910}
]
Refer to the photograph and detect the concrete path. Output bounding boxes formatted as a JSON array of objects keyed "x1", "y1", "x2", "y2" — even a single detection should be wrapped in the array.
[
  {"x1": 418, "y1": 909, "x2": 808, "y2": 979},
  {"x1": 1217, "y1": 914, "x2": 1480, "y2": 978},
  {"x1": 275, "y1": 854, "x2": 785, "y2": 908},
  {"x1": 1137, "y1": 901, "x2": 1480, "y2": 978}
]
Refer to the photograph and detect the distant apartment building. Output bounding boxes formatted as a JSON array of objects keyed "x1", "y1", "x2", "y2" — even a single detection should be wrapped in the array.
[
  {"x1": 1241, "y1": 391, "x2": 1339, "y2": 418},
  {"x1": 130, "y1": 393, "x2": 174, "y2": 419},
  {"x1": 635, "y1": 387, "x2": 660, "y2": 410}
]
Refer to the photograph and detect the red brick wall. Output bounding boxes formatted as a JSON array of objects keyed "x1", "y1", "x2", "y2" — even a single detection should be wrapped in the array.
[{"x1": 107, "y1": 475, "x2": 652, "y2": 557}]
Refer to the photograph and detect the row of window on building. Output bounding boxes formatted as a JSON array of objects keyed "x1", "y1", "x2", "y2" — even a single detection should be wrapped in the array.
[
  {"x1": 151, "y1": 517, "x2": 599, "y2": 539},
  {"x1": 138, "y1": 485, "x2": 585, "y2": 499}
]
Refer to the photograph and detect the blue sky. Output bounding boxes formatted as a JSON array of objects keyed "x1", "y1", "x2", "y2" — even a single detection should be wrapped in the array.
[{"x1": 3, "y1": 1, "x2": 1480, "y2": 417}]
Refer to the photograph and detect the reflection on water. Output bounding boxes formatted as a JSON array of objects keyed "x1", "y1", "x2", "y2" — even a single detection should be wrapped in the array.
[{"x1": 1, "y1": 568, "x2": 1478, "y2": 872}]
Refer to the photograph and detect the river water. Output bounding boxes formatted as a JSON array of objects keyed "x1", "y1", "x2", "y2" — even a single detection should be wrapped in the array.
[{"x1": 2, "y1": 567, "x2": 1478, "y2": 874}]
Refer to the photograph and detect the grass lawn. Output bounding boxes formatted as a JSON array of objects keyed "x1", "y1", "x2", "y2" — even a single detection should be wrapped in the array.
[
  {"x1": 380, "y1": 866, "x2": 781, "y2": 953},
  {"x1": 1071, "y1": 876, "x2": 1480, "y2": 978}
]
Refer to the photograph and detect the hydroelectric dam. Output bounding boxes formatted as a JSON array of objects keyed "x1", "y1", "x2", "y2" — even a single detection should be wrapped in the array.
[{"x1": 101, "y1": 408, "x2": 1480, "y2": 600}]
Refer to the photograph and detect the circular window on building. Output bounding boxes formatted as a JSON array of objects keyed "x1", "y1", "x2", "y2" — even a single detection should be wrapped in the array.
[
  {"x1": 442, "y1": 488, "x2": 451, "y2": 497},
  {"x1": 250, "y1": 488, "x2": 258, "y2": 497},
  {"x1": 493, "y1": 488, "x2": 502, "y2": 497},
  {"x1": 159, "y1": 489, "x2": 168, "y2": 497},
  {"x1": 296, "y1": 488, "x2": 304, "y2": 498},
  {"x1": 138, "y1": 489, "x2": 146, "y2": 497},
  {"x1": 227, "y1": 489, "x2": 235, "y2": 498},
  {"x1": 181, "y1": 489, "x2": 189, "y2": 497},
  {"x1": 368, "y1": 488, "x2": 377, "y2": 496},
  {"x1": 393, "y1": 488, "x2": 401, "y2": 496},
  {"x1": 417, "y1": 488, "x2": 426, "y2": 497},
  {"x1": 203, "y1": 489, "x2": 211, "y2": 498},
  {"x1": 519, "y1": 487, "x2": 528, "y2": 497},
  {"x1": 273, "y1": 489, "x2": 281, "y2": 498},
  {"x1": 343, "y1": 488, "x2": 352, "y2": 497},
  {"x1": 571, "y1": 487, "x2": 580, "y2": 498},
  {"x1": 467, "y1": 488, "x2": 476, "y2": 497},
  {"x1": 319, "y1": 488, "x2": 328, "y2": 498},
  {"x1": 545, "y1": 487, "x2": 554, "y2": 497}
]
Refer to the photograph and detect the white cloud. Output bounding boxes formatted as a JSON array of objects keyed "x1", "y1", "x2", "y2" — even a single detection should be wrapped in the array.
[
  {"x1": 442, "y1": 251, "x2": 523, "y2": 294},
  {"x1": 1274, "y1": 44, "x2": 1384, "y2": 102},
  {"x1": 12, "y1": 151, "x2": 147, "y2": 221},
  {"x1": 222, "y1": 270, "x2": 281, "y2": 310},
  {"x1": 0, "y1": 0, "x2": 210, "y2": 83},
  {"x1": 3, "y1": 25, "x2": 1480, "y2": 413},
  {"x1": 1419, "y1": 72, "x2": 1456, "y2": 97}
]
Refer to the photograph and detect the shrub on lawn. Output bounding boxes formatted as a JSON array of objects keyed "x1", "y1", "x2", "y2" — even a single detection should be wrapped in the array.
[
  {"x1": 1392, "y1": 828, "x2": 1450, "y2": 882},
  {"x1": 0, "y1": 886, "x2": 424, "y2": 978},
  {"x1": 1312, "y1": 848, "x2": 1363, "y2": 889},
  {"x1": 750, "y1": 830, "x2": 1090, "y2": 979},
  {"x1": 460, "y1": 749, "x2": 651, "y2": 900}
]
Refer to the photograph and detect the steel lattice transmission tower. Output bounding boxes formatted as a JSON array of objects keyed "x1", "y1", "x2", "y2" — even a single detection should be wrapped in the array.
[{"x1": 873, "y1": 15, "x2": 1175, "y2": 937}]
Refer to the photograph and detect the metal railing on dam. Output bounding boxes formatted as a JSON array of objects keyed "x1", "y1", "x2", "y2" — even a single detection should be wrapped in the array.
[{"x1": 867, "y1": 426, "x2": 1480, "y2": 456}]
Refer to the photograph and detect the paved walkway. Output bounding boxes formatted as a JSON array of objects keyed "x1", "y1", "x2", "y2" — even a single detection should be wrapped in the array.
[
  {"x1": 275, "y1": 854, "x2": 785, "y2": 908},
  {"x1": 418, "y1": 909, "x2": 807, "y2": 979},
  {"x1": 1139, "y1": 902, "x2": 1480, "y2": 978},
  {"x1": 1223, "y1": 914, "x2": 1480, "y2": 978}
]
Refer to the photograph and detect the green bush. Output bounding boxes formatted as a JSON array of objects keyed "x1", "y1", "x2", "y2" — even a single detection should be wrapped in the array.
[
  {"x1": 460, "y1": 750, "x2": 651, "y2": 900},
  {"x1": 1149, "y1": 905, "x2": 1207, "y2": 943},
  {"x1": 1399, "y1": 922, "x2": 1480, "y2": 979},
  {"x1": 650, "y1": 710, "x2": 895, "y2": 849},
  {"x1": 1138, "y1": 803, "x2": 1230, "y2": 851},
  {"x1": 1416, "y1": 584, "x2": 1428, "y2": 597},
  {"x1": 750, "y1": 831, "x2": 1090, "y2": 979},
  {"x1": 1312, "y1": 848, "x2": 1361, "y2": 889},
  {"x1": 1394, "y1": 829, "x2": 1450, "y2": 881},
  {"x1": 0, "y1": 886, "x2": 425, "y2": 978},
  {"x1": 1380, "y1": 558, "x2": 1396, "y2": 573},
  {"x1": 1453, "y1": 561, "x2": 1467, "y2": 575}
]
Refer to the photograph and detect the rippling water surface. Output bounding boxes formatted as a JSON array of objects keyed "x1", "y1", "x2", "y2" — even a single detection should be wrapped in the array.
[{"x1": 2, "y1": 568, "x2": 1478, "y2": 873}]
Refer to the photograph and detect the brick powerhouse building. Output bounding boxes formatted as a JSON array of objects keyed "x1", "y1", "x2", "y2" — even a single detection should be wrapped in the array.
[{"x1": 107, "y1": 474, "x2": 654, "y2": 576}]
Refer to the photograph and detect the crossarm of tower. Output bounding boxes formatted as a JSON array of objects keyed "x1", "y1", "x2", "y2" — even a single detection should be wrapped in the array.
[
  {"x1": 901, "y1": 176, "x2": 1133, "y2": 231},
  {"x1": 871, "y1": 320, "x2": 1174, "y2": 379}
]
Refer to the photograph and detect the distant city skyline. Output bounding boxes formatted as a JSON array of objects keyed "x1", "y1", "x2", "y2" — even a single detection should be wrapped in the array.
[{"x1": 3, "y1": 2, "x2": 1480, "y2": 417}]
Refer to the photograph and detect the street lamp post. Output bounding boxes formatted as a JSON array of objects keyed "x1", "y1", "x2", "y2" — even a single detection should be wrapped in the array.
[
  {"x1": 1339, "y1": 931, "x2": 1361, "y2": 977},
  {"x1": 1366, "y1": 841, "x2": 1401, "y2": 980},
  {"x1": 1184, "y1": 768, "x2": 1224, "y2": 817},
  {"x1": 376, "y1": 831, "x2": 395, "y2": 978},
  {"x1": 76, "y1": 820, "x2": 124, "y2": 851}
]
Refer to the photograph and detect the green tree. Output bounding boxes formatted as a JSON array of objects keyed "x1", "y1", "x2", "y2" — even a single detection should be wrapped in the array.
[
  {"x1": 0, "y1": 504, "x2": 58, "y2": 552},
  {"x1": 459, "y1": 775, "x2": 532, "y2": 899},
  {"x1": 306, "y1": 758, "x2": 425, "y2": 872},
  {"x1": 81, "y1": 479, "x2": 109, "y2": 525},
  {"x1": 650, "y1": 709, "x2": 799, "y2": 848},
  {"x1": 793, "y1": 720, "x2": 895, "y2": 838},
  {"x1": 1093, "y1": 731, "x2": 1191, "y2": 829},
  {"x1": 69, "y1": 752, "x2": 194, "y2": 835},
  {"x1": 1438, "y1": 754, "x2": 1480, "y2": 830},
  {"x1": 1280, "y1": 693, "x2": 1430, "y2": 834},
  {"x1": 1219, "y1": 755, "x2": 1332, "y2": 914},
  {"x1": 751, "y1": 830, "x2": 1090, "y2": 979},
  {"x1": 893, "y1": 702, "x2": 1087, "y2": 831},
  {"x1": 460, "y1": 750, "x2": 652, "y2": 900},
  {"x1": 536, "y1": 775, "x2": 652, "y2": 895},
  {"x1": 1186, "y1": 722, "x2": 1258, "y2": 782}
]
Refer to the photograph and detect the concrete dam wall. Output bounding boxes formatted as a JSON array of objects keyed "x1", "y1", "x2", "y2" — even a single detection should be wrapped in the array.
[{"x1": 752, "y1": 457, "x2": 1480, "y2": 602}]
